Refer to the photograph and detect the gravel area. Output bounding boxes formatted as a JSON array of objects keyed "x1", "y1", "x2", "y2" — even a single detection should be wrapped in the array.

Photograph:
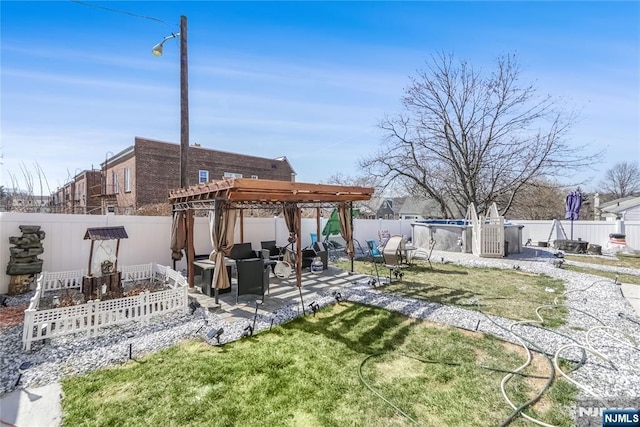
[{"x1": 2, "y1": 247, "x2": 639, "y2": 407}]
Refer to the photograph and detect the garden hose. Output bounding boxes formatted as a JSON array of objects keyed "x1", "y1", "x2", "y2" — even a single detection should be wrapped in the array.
[
  {"x1": 543, "y1": 280, "x2": 639, "y2": 405},
  {"x1": 493, "y1": 280, "x2": 614, "y2": 425},
  {"x1": 357, "y1": 275, "x2": 640, "y2": 427},
  {"x1": 358, "y1": 351, "x2": 554, "y2": 427},
  {"x1": 475, "y1": 304, "x2": 568, "y2": 427},
  {"x1": 619, "y1": 312, "x2": 640, "y2": 326},
  {"x1": 357, "y1": 297, "x2": 569, "y2": 426},
  {"x1": 484, "y1": 277, "x2": 639, "y2": 425}
]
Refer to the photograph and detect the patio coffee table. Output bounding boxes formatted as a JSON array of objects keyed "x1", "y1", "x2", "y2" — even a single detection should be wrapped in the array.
[{"x1": 194, "y1": 259, "x2": 234, "y2": 300}]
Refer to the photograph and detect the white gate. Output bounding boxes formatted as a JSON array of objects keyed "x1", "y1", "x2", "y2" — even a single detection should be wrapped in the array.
[{"x1": 469, "y1": 203, "x2": 505, "y2": 258}]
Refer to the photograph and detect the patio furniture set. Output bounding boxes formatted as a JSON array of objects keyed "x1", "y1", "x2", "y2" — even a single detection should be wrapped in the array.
[{"x1": 193, "y1": 240, "x2": 329, "y2": 304}]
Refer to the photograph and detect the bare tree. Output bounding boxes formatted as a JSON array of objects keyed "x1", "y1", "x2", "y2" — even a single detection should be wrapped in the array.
[
  {"x1": 499, "y1": 179, "x2": 566, "y2": 220},
  {"x1": 323, "y1": 172, "x2": 382, "y2": 191},
  {"x1": 5, "y1": 162, "x2": 53, "y2": 212},
  {"x1": 599, "y1": 161, "x2": 640, "y2": 199},
  {"x1": 360, "y1": 52, "x2": 601, "y2": 217}
]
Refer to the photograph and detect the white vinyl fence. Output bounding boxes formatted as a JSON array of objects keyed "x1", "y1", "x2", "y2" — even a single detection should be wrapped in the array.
[
  {"x1": 514, "y1": 219, "x2": 640, "y2": 249},
  {"x1": 2, "y1": 212, "x2": 638, "y2": 294},
  {"x1": 22, "y1": 263, "x2": 187, "y2": 350}
]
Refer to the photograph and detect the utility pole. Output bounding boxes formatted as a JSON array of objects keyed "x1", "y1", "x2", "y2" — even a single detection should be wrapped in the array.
[
  {"x1": 180, "y1": 15, "x2": 189, "y2": 189},
  {"x1": 153, "y1": 16, "x2": 190, "y2": 188}
]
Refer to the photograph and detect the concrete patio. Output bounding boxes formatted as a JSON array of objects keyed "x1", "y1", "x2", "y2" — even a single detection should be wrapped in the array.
[{"x1": 188, "y1": 265, "x2": 369, "y2": 324}]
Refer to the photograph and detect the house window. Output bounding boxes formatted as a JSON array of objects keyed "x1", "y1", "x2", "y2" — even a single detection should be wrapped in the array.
[
  {"x1": 112, "y1": 171, "x2": 119, "y2": 194},
  {"x1": 124, "y1": 168, "x2": 131, "y2": 192},
  {"x1": 199, "y1": 170, "x2": 209, "y2": 184},
  {"x1": 251, "y1": 175, "x2": 258, "y2": 179},
  {"x1": 223, "y1": 172, "x2": 243, "y2": 179}
]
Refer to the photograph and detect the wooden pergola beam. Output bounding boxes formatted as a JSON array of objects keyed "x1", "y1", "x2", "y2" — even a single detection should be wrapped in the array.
[{"x1": 169, "y1": 178, "x2": 373, "y2": 204}]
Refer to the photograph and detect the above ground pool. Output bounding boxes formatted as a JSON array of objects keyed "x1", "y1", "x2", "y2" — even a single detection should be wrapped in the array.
[{"x1": 411, "y1": 220, "x2": 523, "y2": 255}]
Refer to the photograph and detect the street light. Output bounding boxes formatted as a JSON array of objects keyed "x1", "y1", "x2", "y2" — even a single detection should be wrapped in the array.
[
  {"x1": 152, "y1": 15, "x2": 189, "y2": 189},
  {"x1": 151, "y1": 33, "x2": 179, "y2": 57}
]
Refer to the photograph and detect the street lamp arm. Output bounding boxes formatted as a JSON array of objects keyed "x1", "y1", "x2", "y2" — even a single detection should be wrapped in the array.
[{"x1": 151, "y1": 32, "x2": 180, "y2": 56}]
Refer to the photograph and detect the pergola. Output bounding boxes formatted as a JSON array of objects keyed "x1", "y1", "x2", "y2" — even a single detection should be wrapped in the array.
[{"x1": 168, "y1": 178, "x2": 374, "y2": 297}]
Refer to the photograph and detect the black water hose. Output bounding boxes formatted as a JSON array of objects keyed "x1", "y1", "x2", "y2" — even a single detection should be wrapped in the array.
[
  {"x1": 358, "y1": 351, "x2": 552, "y2": 427},
  {"x1": 356, "y1": 284, "x2": 602, "y2": 427}
]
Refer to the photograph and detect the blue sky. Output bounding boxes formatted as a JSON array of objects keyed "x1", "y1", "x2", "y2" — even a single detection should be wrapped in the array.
[{"x1": 1, "y1": 1, "x2": 638, "y2": 195}]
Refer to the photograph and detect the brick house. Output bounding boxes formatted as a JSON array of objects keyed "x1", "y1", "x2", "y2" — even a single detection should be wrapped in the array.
[
  {"x1": 100, "y1": 137, "x2": 296, "y2": 213},
  {"x1": 74, "y1": 170, "x2": 103, "y2": 214},
  {"x1": 51, "y1": 170, "x2": 102, "y2": 214}
]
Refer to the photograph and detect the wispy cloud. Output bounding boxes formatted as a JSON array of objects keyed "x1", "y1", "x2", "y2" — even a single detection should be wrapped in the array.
[{"x1": 1, "y1": 68, "x2": 170, "y2": 92}]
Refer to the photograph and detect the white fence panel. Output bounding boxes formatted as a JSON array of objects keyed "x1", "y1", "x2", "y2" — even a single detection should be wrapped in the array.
[
  {"x1": 121, "y1": 263, "x2": 155, "y2": 283},
  {"x1": 39, "y1": 269, "x2": 86, "y2": 292},
  {"x1": 4, "y1": 213, "x2": 640, "y2": 294},
  {"x1": 352, "y1": 219, "x2": 413, "y2": 244},
  {"x1": 22, "y1": 264, "x2": 188, "y2": 350},
  {"x1": 624, "y1": 221, "x2": 640, "y2": 250},
  {"x1": 1, "y1": 212, "x2": 178, "y2": 294},
  {"x1": 512, "y1": 220, "x2": 638, "y2": 249}
]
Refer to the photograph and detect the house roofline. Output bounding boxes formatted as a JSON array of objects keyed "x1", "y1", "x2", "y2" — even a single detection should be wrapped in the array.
[{"x1": 132, "y1": 137, "x2": 295, "y2": 171}]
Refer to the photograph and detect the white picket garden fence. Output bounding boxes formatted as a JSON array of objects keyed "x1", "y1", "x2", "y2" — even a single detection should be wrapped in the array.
[{"x1": 22, "y1": 263, "x2": 188, "y2": 351}]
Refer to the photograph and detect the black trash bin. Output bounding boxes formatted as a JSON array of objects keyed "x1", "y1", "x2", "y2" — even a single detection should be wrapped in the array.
[{"x1": 504, "y1": 241, "x2": 509, "y2": 257}]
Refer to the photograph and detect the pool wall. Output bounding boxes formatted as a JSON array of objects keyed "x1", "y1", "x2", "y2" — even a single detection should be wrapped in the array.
[{"x1": 411, "y1": 221, "x2": 523, "y2": 255}]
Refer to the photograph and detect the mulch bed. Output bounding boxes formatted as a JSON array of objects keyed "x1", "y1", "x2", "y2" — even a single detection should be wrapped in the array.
[{"x1": 0, "y1": 304, "x2": 27, "y2": 333}]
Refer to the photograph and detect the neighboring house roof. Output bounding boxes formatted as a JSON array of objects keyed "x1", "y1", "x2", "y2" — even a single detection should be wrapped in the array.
[
  {"x1": 399, "y1": 197, "x2": 443, "y2": 218},
  {"x1": 274, "y1": 156, "x2": 296, "y2": 176},
  {"x1": 101, "y1": 145, "x2": 135, "y2": 168},
  {"x1": 361, "y1": 196, "x2": 405, "y2": 217},
  {"x1": 599, "y1": 196, "x2": 640, "y2": 215},
  {"x1": 355, "y1": 197, "x2": 382, "y2": 216},
  {"x1": 598, "y1": 196, "x2": 638, "y2": 210}
]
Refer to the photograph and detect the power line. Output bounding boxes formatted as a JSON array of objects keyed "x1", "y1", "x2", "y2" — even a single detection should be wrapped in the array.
[{"x1": 69, "y1": 1, "x2": 173, "y2": 28}]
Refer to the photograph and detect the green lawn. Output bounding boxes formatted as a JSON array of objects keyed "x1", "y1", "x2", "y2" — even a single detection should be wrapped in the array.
[
  {"x1": 335, "y1": 260, "x2": 568, "y2": 327},
  {"x1": 561, "y1": 264, "x2": 640, "y2": 285},
  {"x1": 563, "y1": 253, "x2": 640, "y2": 270},
  {"x1": 562, "y1": 254, "x2": 640, "y2": 285},
  {"x1": 62, "y1": 303, "x2": 577, "y2": 427}
]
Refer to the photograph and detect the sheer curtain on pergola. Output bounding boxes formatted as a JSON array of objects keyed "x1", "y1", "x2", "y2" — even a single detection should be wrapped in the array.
[
  {"x1": 283, "y1": 202, "x2": 302, "y2": 286},
  {"x1": 170, "y1": 210, "x2": 186, "y2": 261},
  {"x1": 210, "y1": 201, "x2": 237, "y2": 291},
  {"x1": 338, "y1": 202, "x2": 354, "y2": 259}
]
